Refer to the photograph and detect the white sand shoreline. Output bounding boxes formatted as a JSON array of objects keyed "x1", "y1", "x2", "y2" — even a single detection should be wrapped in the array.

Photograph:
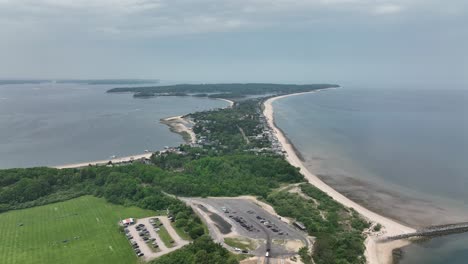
[
  {"x1": 160, "y1": 115, "x2": 197, "y2": 144},
  {"x1": 263, "y1": 91, "x2": 415, "y2": 264},
  {"x1": 54, "y1": 153, "x2": 152, "y2": 169},
  {"x1": 216, "y1": 98, "x2": 234, "y2": 107}
]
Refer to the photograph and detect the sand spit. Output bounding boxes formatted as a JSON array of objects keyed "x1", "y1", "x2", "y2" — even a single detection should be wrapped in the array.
[
  {"x1": 160, "y1": 115, "x2": 197, "y2": 144},
  {"x1": 160, "y1": 98, "x2": 234, "y2": 144}
]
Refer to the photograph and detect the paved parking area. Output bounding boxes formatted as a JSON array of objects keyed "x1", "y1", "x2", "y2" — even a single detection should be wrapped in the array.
[
  {"x1": 124, "y1": 216, "x2": 189, "y2": 261},
  {"x1": 186, "y1": 198, "x2": 308, "y2": 258}
]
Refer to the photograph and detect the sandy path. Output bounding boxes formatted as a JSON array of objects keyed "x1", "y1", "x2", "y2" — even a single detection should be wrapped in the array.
[
  {"x1": 54, "y1": 153, "x2": 152, "y2": 169},
  {"x1": 263, "y1": 91, "x2": 415, "y2": 264}
]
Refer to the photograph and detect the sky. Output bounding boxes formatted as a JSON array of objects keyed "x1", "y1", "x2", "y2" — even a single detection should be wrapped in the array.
[{"x1": 0, "y1": 0, "x2": 467, "y2": 86}]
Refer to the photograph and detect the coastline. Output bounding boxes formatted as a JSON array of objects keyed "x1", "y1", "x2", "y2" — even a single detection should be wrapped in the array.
[
  {"x1": 54, "y1": 153, "x2": 152, "y2": 169},
  {"x1": 160, "y1": 115, "x2": 197, "y2": 144},
  {"x1": 216, "y1": 98, "x2": 235, "y2": 108},
  {"x1": 263, "y1": 91, "x2": 415, "y2": 264},
  {"x1": 160, "y1": 98, "x2": 234, "y2": 145}
]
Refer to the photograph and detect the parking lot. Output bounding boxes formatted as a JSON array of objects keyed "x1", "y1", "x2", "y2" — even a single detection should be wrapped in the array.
[
  {"x1": 186, "y1": 198, "x2": 308, "y2": 258},
  {"x1": 124, "y1": 216, "x2": 189, "y2": 261}
]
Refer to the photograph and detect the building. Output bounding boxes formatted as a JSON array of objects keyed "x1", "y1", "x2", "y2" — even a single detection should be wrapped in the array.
[
  {"x1": 293, "y1": 221, "x2": 306, "y2": 231},
  {"x1": 121, "y1": 218, "x2": 135, "y2": 226}
]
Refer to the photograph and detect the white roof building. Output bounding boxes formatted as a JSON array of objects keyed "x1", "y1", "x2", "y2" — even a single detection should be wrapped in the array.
[{"x1": 121, "y1": 218, "x2": 135, "y2": 225}]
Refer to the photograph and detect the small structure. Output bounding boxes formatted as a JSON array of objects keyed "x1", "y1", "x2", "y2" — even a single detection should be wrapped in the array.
[
  {"x1": 294, "y1": 221, "x2": 306, "y2": 231},
  {"x1": 121, "y1": 218, "x2": 135, "y2": 226}
]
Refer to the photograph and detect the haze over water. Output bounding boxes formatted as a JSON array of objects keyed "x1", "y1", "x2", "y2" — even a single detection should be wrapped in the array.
[
  {"x1": 0, "y1": 82, "x2": 227, "y2": 168},
  {"x1": 273, "y1": 86, "x2": 468, "y2": 263}
]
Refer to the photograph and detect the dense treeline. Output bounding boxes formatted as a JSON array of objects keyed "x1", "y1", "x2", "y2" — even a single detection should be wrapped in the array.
[
  {"x1": 0, "y1": 167, "x2": 92, "y2": 211},
  {"x1": 190, "y1": 99, "x2": 270, "y2": 152},
  {"x1": 207, "y1": 93, "x2": 246, "y2": 99},
  {"x1": 106, "y1": 156, "x2": 302, "y2": 198},
  {"x1": 107, "y1": 83, "x2": 339, "y2": 97},
  {"x1": 267, "y1": 183, "x2": 369, "y2": 264},
  {"x1": 173, "y1": 155, "x2": 303, "y2": 197},
  {"x1": 0, "y1": 166, "x2": 205, "y2": 241},
  {"x1": 0, "y1": 154, "x2": 304, "y2": 233}
]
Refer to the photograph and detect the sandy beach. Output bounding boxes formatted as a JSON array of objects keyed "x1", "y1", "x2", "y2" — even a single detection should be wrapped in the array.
[
  {"x1": 160, "y1": 115, "x2": 197, "y2": 144},
  {"x1": 216, "y1": 98, "x2": 234, "y2": 108},
  {"x1": 263, "y1": 91, "x2": 416, "y2": 264},
  {"x1": 54, "y1": 153, "x2": 152, "y2": 169}
]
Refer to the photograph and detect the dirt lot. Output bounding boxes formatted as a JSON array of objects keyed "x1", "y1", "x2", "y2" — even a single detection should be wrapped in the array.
[
  {"x1": 184, "y1": 197, "x2": 308, "y2": 258},
  {"x1": 125, "y1": 216, "x2": 189, "y2": 261}
]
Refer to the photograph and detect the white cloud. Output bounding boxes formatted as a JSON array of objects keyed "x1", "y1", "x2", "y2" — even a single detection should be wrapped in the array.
[
  {"x1": 0, "y1": 0, "x2": 464, "y2": 37},
  {"x1": 373, "y1": 4, "x2": 403, "y2": 15}
]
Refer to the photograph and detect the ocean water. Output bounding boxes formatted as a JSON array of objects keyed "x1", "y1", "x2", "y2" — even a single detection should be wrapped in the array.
[
  {"x1": 0, "y1": 82, "x2": 228, "y2": 168},
  {"x1": 272, "y1": 86, "x2": 468, "y2": 263}
]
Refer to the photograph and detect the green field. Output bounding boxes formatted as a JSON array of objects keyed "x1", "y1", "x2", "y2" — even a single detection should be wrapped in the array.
[
  {"x1": 0, "y1": 196, "x2": 155, "y2": 264},
  {"x1": 170, "y1": 222, "x2": 191, "y2": 241}
]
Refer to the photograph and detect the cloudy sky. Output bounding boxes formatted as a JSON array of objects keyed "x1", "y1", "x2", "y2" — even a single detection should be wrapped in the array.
[{"x1": 1, "y1": 0, "x2": 467, "y2": 86}]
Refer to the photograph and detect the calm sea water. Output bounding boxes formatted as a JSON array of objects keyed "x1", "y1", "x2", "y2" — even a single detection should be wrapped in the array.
[
  {"x1": 0, "y1": 83, "x2": 227, "y2": 168},
  {"x1": 273, "y1": 86, "x2": 468, "y2": 263}
]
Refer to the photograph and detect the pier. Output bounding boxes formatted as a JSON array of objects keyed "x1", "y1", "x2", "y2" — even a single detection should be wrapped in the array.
[{"x1": 382, "y1": 222, "x2": 468, "y2": 241}]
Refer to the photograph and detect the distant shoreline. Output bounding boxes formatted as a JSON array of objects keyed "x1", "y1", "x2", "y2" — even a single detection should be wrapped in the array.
[{"x1": 263, "y1": 90, "x2": 415, "y2": 264}]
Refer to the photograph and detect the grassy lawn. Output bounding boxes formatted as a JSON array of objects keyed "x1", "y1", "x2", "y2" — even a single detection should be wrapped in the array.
[
  {"x1": 147, "y1": 241, "x2": 162, "y2": 253},
  {"x1": 157, "y1": 225, "x2": 174, "y2": 248},
  {"x1": 0, "y1": 195, "x2": 155, "y2": 264},
  {"x1": 170, "y1": 222, "x2": 192, "y2": 241},
  {"x1": 224, "y1": 237, "x2": 256, "y2": 251}
]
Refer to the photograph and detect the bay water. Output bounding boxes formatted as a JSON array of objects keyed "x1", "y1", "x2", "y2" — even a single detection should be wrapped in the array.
[
  {"x1": 0, "y1": 82, "x2": 227, "y2": 168},
  {"x1": 272, "y1": 86, "x2": 468, "y2": 263}
]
